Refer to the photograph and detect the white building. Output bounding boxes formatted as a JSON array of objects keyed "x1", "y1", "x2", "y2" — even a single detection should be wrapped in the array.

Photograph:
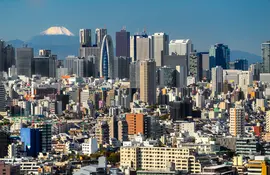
[
  {"x1": 152, "y1": 33, "x2": 169, "y2": 67},
  {"x1": 169, "y1": 39, "x2": 193, "y2": 67},
  {"x1": 238, "y1": 71, "x2": 253, "y2": 97},
  {"x1": 223, "y1": 69, "x2": 241, "y2": 85},
  {"x1": 82, "y1": 138, "x2": 98, "y2": 155},
  {"x1": 176, "y1": 66, "x2": 187, "y2": 89},
  {"x1": 196, "y1": 92, "x2": 205, "y2": 109}
]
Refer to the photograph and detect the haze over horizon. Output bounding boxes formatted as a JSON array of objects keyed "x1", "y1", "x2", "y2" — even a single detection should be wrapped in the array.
[{"x1": 1, "y1": 0, "x2": 270, "y2": 55}]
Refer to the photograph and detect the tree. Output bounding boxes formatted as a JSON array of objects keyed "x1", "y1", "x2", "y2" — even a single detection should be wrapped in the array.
[{"x1": 107, "y1": 152, "x2": 120, "y2": 164}]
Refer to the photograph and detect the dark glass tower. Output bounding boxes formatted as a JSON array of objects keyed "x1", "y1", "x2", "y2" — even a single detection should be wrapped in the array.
[{"x1": 116, "y1": 29, "x2": 130, "y2": 57}]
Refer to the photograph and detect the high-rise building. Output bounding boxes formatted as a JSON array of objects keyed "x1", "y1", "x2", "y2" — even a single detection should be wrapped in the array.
[
  {"x1": 238, "y1": 71, "x2": 253, "y2": 97},
  {"x1": 152, "y1": 33, "x2": 169, "y2": 67},
  {"x1": 140, "y1": 60, "x2": 156, "y2": 105},
  {"x1": 20, "y1": 128, "x2": 41, "y2": 157},
  {"x1": 73, "y1": 58, "x2": 84, "y2": 77},
  {"x1": 189, "y1": 52, "x2": 203, "y2": 81},
  {"x1": 0, "y1": 81, "x2": 6, "y2": 112},
  {"x1": 209, "y1": 44, "x2": 230, "y2": 69},
  {"x1": 230, "y1": 105, "x2": 245, "y2": 136},
  {"x1": 176, "y1": 65, "x2": 187, "y2": 89},
  {"x1": 157, "y1": 66, "x2": 176, "y2": 88},
  {"x1": 126, "y1": 113, "x2": 148, "y2": 136},
  {"x1": 232, "y1": 59, "x2": 248, "y2": 71},
  {"x1": 136, "y1": 36, "x2": 152, "y2": 61},
  {"x1": 129, "y1": 61, "x2": 140, "y2": 89},
  {"x1": 39, "y1": 122, "x2": 52, "y2": 153},
  {"x1": 169, "y1": 39, "x2": 193, "y2": 68},
  {"x1": 16, "y1": 47, "x2": 34, "y2": 77},
  {"x1": 212, "y1": 66, "x2": 223, "y2": 96},
  {"x1": 84, "y1": 55, "x2": 96, "y2": 77},
  {"x1": 100, "y1": 35, "x2": 114, "y2": 78},
  {"x1": 64, "y1": 55, "x2": 77, "y2": 75},
  {"x1": 79, "y1": 47, "x2": 100, "y2": 76},
  {"x1": 266, "y1": 111, "x2": 270, "y2": 132},
  {"x1": 95, "y1": 121, "x2": 109, "y2": 145},
  {"x1": 169, "y1": 99, "x2": 192, "y2": 121},
  {"x1": 0, "y1": 131, "x2": 8, "y2": 158},
  {"x1": 262, "y1": 41, "x2": 270, "y2": 73},
  {"x1": 33, "y1": 50, "x2": 56, "y2": 77},
  {"x1": 0, "y1": 40, "x2": 5, "y2": 72},
  {"x1": 95, "y1": 28, "x2": 107, "y2": 47},
  {"x1": 118, "y1": 120, "x2": 128, "y2": 142},
  {"x1": 116, "y1": 29, "x2": 130, "y2": 57},
  {"x1": 80, "y1": 29, "x2": 92, "y2": 47},
  {"x1": 5, "y1": 44, "x2": 15, "y2": 72},
  {"x1": 130, "y1": 32, "x2": 148, "y2": 62},
  {"x1": 249, "y1": 63, "x2": 261, "y2": 81},
  {"x1": 114, "y1": 56, "x2": 131, "y2": 79}
]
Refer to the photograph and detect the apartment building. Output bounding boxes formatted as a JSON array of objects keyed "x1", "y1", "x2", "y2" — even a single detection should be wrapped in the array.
[{"x1": 120, "y1": 147, "x2": 201, "y2": 173}]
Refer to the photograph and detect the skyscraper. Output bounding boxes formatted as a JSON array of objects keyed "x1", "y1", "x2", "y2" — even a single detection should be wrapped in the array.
[
  {"x1": 152, "y1": 33, "x2": 169, "y2": 67},
  {"x1": 33, "y1": 50, "x2": 56, "y2": 77},
  {"x1": 16, "y1": 47, "x2": 34, "y2": 77},
  {"x1": 157, "y1": 66, "x2": 176, "y2": 88},
  {"x1": 129, "y1": 61, "x2": 140, "y2": 89},
  {"x1": 262, "y1": 41, "x2": 270, "y2": 73},
  {"x1": 0, "y1": 41, "x2": 5, "y2": 72},
  {"x1": 95, "y1": 28, "x2": 107, "y2": 47},
  {"x1": 5, "y1": 45, "x2": 15, "y2": 72},
  {"x1": 80, "y1": 29, "x2": 92, "y2": 47},
  {"x1": 230, "y1": 105, "x2": 245, "y2": 136},
  {"x1": 189, "y1": 52, "x2": 203, "y2": 82},
  {"x1": 212, "y1": 66, "x2": 223, "y2": 96},
  {"x1": 20, "y1": 128, "x2": 41, "y2": 157},
  {"x1": 176, "y1": 65, "x2": 187, "y2": 89},
  {"x1": 73, "y1": 58, "x2": 84, "y2": 77},
  {"x1": 169, "y1": 39, "x2": 193, "y2": 68},
  {"x1": 100, "y1": 35, "x2": 114, "y2": 78},
  {"x1": 0, "y1": 81, "x2": 5, "y2": 112},
  {"x1": 116, "y1": 29, "x2": 130, "y2": 57},
  {"x1": 140, "y1": 59, "x2": 156, "y2": 105},
  {"x1": 64, "y1": 55, "x2": 77, "y2": 75},
  {"x1": 209, "y1": 44, "x2": 230, "y2": 69},
  {"x1": 136, "y1": 36, "x2": 152, "y2": 61},
  {"x1": 130, "y1": 32, "x2": 148, "y2": 62},
  {"x1": 114, "y1": 56, "x2": 131, "y2": 79}
]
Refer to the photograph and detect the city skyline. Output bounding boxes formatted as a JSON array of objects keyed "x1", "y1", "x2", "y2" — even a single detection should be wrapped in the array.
[{"x1": 0, "y1": 0, "x2": 269, "y2": 55}]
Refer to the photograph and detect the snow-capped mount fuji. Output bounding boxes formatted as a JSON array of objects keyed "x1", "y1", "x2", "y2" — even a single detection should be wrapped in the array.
[{"x1": 40, "y1": 26, "x2": 75, "y2": 36}]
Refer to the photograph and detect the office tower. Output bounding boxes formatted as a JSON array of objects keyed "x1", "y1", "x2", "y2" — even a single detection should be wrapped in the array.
[
  {"x1": 39, "y1": 122, "x2": 52, "y2": 153},
  {"x1": 130, "y1": 61, "x2": 140, "y2": 89},
  {"x1": 130, "y1": 32, "x2": 148, "y2": 62},
  {"x1": 0, "y1": 131, "x2": 8, "y2": 158},
  {"x1": 126, "y1": 113, "x2": 148, "y2": 136},
  {"x1": 232, "y1": 59, "x2": 248, "y2": 70},
  {"x1": 8, "y1": 65, "x2": 17, "y2": 77},
  {"x1": 169, "y1": 99, "x2": 192, "y2": 121},
  {"x1": 262, "y1": 41, "x2": 270, "y2": 73},
  {"x1": 209, "y1": 43, "x2": 230, "y2": 69},
  {"x1": 196, "y1": 92, "x2": 205, "y2": 108},
  {"x1": 0, "y1": 81, "x2": 6, "y2": 112},
  {"x1": 20, "y1": 128, "x2": 41, "y2": 157},
  {"x1": 230, "y1": 105, "x2": 245, "y2": 136},
  {"x1": 84, "y1": 55, "x2": 96, "y2": 77},
  {"x1": 118, "y1": 120, "x2": 128, "y2": 142},
  {"x1": 64, "y1": 55, "x2": 77, "y2": 75},
  {"x1": 212, "y1": 66, "x2": 223, "y2": 96},
  {"x1": 239, "y1": 71, "x2": 253, "y2": 97},
  {"x1": 80, "y1": 29, "x2": 91, "y2": 47},
  {"x1": 189, "y1": 52, "x2": 203, "y2": 81},
  {"x1": 100, "y1": 35, "x2": 114, "y2": 78},
  {"x1": 73, "y1": 58, "x2": 84, "y2": 77},
  {"x1": 33, "y1": 50, "x2": 56, "y2": 77},
  {"x1": 157, "y1": 66, "x2": 176, "y2": 88},
  {"x1": 114, "y1": 56, "x2": 131, "y2": 79},
  {"x1": 169, "y1": 39, "x2": 193, "y2": 67},
  {"x1": 176, "y1": 66, "x2": 187, "y2": 89},
  {"x1": 136, "y1": 36, "x2": 152, "y2": 61},
  {"x1": 0, "y1": 40, "x2": 5, "y2": 72},
  {"x1": 80, "y1": 47, "x2": 100, "y2": 76},
  {"x1": 249, "y1": 63, "x2": 261, "y2": 81},
  {"x1": 140, "y1": 60, "x2": 156, "y2": 105},
  {"x1": 5, "y1": 44, "x2": 15, "y2": 72},
  {"x1": 152, "y1": 33, "x2": 169, "y2": 67},
  {"x1": 95, "y1": 28, "x2": 107, "y2": 47},
  {"x1": 16, "y1": 47, "x2": 34, "y2": 77},
  {"x1": 116, "y1": 28, "x2": 130, "y2": 57}
]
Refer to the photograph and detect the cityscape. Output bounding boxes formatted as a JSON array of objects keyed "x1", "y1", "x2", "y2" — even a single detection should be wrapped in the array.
[{"x1": 1, "y1": 1, "x2": 270, "y2": 175}]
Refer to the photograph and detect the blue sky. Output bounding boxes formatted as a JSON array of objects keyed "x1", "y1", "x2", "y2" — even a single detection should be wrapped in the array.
[{"x1": 0, "y1": 0, "x2": 269, "y2": 55}]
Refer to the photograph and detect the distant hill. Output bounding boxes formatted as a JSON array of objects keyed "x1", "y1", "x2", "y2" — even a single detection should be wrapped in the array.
[{"x1": 230, "y1": 50, "x2": 261, "y2": 64}]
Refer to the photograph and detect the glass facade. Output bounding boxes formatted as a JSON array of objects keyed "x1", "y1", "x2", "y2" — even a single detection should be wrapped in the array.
[
  {"x1": 209, "y1": 44, "x2": 230, "y2": 69},
  {"x1": 262, "y1": 41, "x2": 270, "y2": 73}
]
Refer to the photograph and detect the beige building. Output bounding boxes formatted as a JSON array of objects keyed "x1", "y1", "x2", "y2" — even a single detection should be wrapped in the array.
[
  {"x1": 229, "y1": 105, "x2": 245, "y2": 136},
  {"x1": 140, "y1": 60, "x2": 156, "y2": 105},
  {"x1": 266, "y1": 111, "x2": 270, "y2": 132},
  {"x1": 136, "y1": 36, "x2": 152, "y2": 61},
  {"x1": 120, "y1": 147, "x2": 201, "y2": 173}
]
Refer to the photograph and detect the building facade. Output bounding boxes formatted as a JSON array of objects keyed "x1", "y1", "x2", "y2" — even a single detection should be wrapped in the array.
[
  {"x1": 16, "y1": 47, "x2": 34, "y2": 77},
  {"x1": 100, "y1": 35, "x2": 114, "y2": 78},
  {"x1": 116, "y1": 29, "x2": 130, "y2": 57},
  {"x1": 152, "y1": 33, "x2": 169, "y2": 67}
]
